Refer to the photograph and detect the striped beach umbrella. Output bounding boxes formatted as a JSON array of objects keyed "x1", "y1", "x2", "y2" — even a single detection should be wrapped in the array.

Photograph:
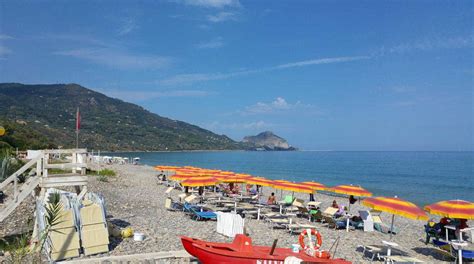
[
  {"x1": 272, "y1": 181, "x2": 313, "y2": 194},
  {"x1": 300, "y1": 181, "x2": 327, "y2": 191},
  {"x1": 424, "y1": 200, "x2": 474, "y2": 220},
  {"x1": 329, "y1": 185, "x2": 372, "y2": 197},
  {"x1": 181, "y1": 176, "x2": 220, "y2": 187},
  {"x1": 219, "y1": 173, "x2": 252, "y2": 183},
  {"x1": 246, "y1": 177, "x2": 274, "y2": 187},
  {"x1": 169, "y1": 173, "x2": 195, "y2": 181},
  {"x1": 363, "y1": 196, "x2": 428, "y2": 239}
]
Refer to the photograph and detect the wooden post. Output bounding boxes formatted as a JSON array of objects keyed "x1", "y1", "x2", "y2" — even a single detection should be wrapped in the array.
[{"x1": 13, "y1": 172, "x2": 18, "y2": 202}]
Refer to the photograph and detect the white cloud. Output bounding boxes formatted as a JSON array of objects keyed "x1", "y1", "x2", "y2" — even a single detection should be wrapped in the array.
[
  {"x1": 205, "y1": 120, "x2": 273, "y2": 131},
  {"x1": 0, "y1": 34, "x2": 14, "y2": 40},
  {"x1": 53, "y1": 48, "x2": 172, "y2": 70},
  {"x1": 373, "y1": 35, "x2": 474, "y2": 56},
  {"x1": 0, "y1": 46, "x2": 12, "y2": 57},
  {"x1": 197, "y1": 37, "x2": 224, "y2": 49},
  {"x1": 242, "y1": 97, "x2": 313, "y2": 115},
  {"x1": 182, "y1": 0, "x2": 240, "y2": 8},
  {"x1": 276, "y1": 56, "x2": 370, "y2": 69},
  {"x1": 160, "y1": 55, "x2": 368, "y2": 85},
  {"x1": 117, "y1": 17, "x2": 138, "y2": 36},
  {"x1": 102, "y1": 89, "x2": 211, "y2": 101},
  {"x1": 207, "y1": 12, "x2": 237, "y2": 22}
]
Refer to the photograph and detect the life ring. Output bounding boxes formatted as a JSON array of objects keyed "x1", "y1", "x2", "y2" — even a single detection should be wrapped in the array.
[{"x1": 299, "y1": 229, "x2": 322, "y2": 250}]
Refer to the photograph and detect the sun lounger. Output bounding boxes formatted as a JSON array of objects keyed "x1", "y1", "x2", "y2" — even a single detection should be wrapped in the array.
[
  {"x1": 373, "y1": 215, "x2": 398, "y2": 234},
  {"x1": 165, "y1": 197, "x2": 182, "y2": 211},
  {"x1": 184, "y1": 203, "x2": 217, "y2": 221},
  {"x1": 268, "y1": 218, "x2": 290, "y2": 229},
  {"x1": 279, "y1": 195, "x2": 294, "y2": 206},
  {"x1": 321, "y1": 207, "x2": 339, "y2": 229},
  {"x1": 178, "y1": 193, "x2": 187, "y2": 202},
  {"x1": 358, "y1": 244, "x2": 383, "y2": 262},
  {"x1": 184, "y1": 194, "x2": 197, "y2": 203}
]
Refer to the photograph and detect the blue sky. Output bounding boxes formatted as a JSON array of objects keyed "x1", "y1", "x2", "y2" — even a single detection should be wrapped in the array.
[{"x1": 0, "y1": 0, "x2": 472, "y2": 150}]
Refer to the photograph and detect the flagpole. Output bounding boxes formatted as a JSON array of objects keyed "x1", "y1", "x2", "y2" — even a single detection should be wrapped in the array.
[{"x1": 76, "y1": 107, "x2": 80, "y2": 149}]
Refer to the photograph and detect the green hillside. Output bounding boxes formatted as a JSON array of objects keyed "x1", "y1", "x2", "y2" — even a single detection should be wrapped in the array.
[{"x1": 0, "y1": 83, "x2": 244, "y2": 151}]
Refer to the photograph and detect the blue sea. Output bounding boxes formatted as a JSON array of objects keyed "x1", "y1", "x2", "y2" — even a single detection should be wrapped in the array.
[{"x1": 115, "y1": 151, "x2": 473, "y2": 206}]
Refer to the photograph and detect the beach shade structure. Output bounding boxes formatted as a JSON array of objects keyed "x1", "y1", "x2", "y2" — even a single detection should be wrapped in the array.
[
  {"x1": 272, "y1": 182, "x2": 313, "y2": 194},
  {"x1": 181, "y1": 176, "x2": 220, "y2": 187},
  {"x1": 169, "y1": 173, "x2": 195, "y2": 181},
  {"x1": 245, "y1": 177, "x2": 274, "y2": 195},
  {"x1": 219, "y1": 173, "x2": 252, "y2": 183},
  {"x1": 329, "y1": 185, "x2": 373, "y2": 197},
  {"x1": 246, "y1": 177, "x2": 274, "y2": 187},
  {"x1": 300, "y1": 181, "x2": 328, "y2": 191},
  {"x1": 272, "y1": 181, "x2": 314, "y2": 198},
  {"x1": 362, "y1": 196, "x2": 428, "y2": 239},
  {"x1": 424, "y1": 200, "x2": 474, "y2": 220}
]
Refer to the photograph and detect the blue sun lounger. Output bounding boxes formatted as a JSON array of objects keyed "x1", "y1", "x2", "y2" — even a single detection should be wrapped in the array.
[{"x1": 184, "y1": 203, "x2": 217, "y2": 221}]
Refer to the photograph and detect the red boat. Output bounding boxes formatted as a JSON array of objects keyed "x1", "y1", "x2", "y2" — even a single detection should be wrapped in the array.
[{"x1": 181, "y1": 234, "x2": 351, "y2": 264}]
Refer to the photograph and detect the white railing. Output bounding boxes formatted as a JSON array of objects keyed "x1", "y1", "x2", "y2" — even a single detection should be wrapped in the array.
[{"x1": 0, "y1": 149, "x2": 88, "y2": 222}]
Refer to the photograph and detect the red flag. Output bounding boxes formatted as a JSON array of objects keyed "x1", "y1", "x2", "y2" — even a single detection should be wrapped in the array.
[{"x1": 76, "y1": 107, "x2": 81, "y2": 131}]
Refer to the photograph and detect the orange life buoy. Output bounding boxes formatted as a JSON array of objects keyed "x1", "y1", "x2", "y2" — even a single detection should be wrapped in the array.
[{"x1": 299, "y1": 229, "x2": 322, "y2": 250}]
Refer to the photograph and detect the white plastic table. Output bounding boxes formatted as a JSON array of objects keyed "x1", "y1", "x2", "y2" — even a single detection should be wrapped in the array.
[
  {"x1": 451, "y1": 239, "x2": 468, "y2": 264},
  {"x1": 382, "y1": 240, "x2": 399, "y2": 256}
]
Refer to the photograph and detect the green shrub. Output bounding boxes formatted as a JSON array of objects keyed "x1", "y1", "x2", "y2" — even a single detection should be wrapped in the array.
[{"x1": 98, "y1": 169, "x2": 116, "y2": 177}]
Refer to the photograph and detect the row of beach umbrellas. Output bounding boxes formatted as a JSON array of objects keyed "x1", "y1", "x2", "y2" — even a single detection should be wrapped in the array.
[{"x1": 155, "y1": 165, "x2": 474, "y2": 227}]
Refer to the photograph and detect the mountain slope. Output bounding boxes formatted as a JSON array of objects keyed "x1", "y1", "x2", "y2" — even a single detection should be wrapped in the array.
[
  {"x1": 243, "y1": 131, "x2": 297, "y2": 151},
  {"x1": 0, "y1": 83, "x2": 243, "y2": 151}
]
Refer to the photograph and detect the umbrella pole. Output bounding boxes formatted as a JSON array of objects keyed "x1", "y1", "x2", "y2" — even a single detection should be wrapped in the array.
[{"x1": 390, "y1": 214, "x2": 395, "y2": 240}]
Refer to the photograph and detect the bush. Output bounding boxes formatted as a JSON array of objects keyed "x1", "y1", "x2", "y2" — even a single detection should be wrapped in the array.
[{"x1": 98, "y1": 169, "x2": 116, "y2": 177}]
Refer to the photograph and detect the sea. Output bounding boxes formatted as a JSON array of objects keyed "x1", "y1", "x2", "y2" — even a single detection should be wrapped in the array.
[{"x1": 113, "y1": 151, "x2": 473, "y2": 207}]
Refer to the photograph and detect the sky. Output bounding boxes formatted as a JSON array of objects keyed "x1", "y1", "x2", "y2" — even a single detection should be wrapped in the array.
[{"x1": 0, "y1": 0, "x2": 472, "y2": 151}]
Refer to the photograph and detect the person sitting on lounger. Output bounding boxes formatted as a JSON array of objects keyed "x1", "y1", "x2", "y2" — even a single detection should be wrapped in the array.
[
  {"x1": 424, "y1": 219, "x2": 442, "y2": 244},
  {"x1": 267, "y1": 192, "x2": 276, "y2": 205},
  {"x1": 335, "y1": 205, "x2": 346, "y2": 217},
  {"x1": 331, "y1": 200, "x2": 339, "y2": 209}
]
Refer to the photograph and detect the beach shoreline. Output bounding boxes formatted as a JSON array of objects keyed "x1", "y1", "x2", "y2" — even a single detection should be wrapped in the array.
[{"x1": 1, "y1": 163, "x2": 469, "y2": 263}]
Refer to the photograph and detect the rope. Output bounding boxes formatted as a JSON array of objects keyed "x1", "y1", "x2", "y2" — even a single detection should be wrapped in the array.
[{"x1": 328, "y1": 236, "x2": 341, "y2": 259}]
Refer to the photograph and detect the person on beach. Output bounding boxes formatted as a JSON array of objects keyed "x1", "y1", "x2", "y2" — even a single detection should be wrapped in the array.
[
  {"x1": 331, "y1": 200, "x2": 339, "y2": 209},
  {"x1": 424, "y1": 219, "x2": 442, "y2": 244},
  {"x1": 309, "y1": 193, "x2": 315, "y2": 202},
  {"x1": 349, "y1": 195, "x2": 357, "y2": 204},
  {"x1": 267, "y1": 192, "x2": 276, "y2": 205},
  {"x1": 246, "y1": 184, "x2": 252, "y2": 195}
]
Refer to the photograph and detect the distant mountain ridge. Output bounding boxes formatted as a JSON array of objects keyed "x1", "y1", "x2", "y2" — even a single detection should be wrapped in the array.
[
  {"x1": 243, "y1": 131, "x2": 297, "y2": 151},
  {"x1": 0, "y1": 83, "x2": 244, "y2": 151}
]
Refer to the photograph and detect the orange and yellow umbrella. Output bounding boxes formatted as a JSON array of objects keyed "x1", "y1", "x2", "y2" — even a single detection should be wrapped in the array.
[
  {"x1": 362, "y1": 196, "x2": 428, "y2": 221},
  {"x1": 363, "y1": 196, "x2": 428, "y2": 239},
  {"x1": 219, "y1": 173, "x2": 252, "y2": 183},
  {"x1": 181, "y1": 176, "x2": 220, "y2": 187},
  {"x1": 272, "y1": 181, "x2": 313, "y2": 194},
  {"x1": 424, "y1": 200, "x2": 474, "y2": 220},
  {"x1": 246, "y1": 177, "x2": 274, "y2": 187},
  {"x1": 169, "y1": 173, "x2": 195, "y2": 181},
  {"x1": 300, "y1": 181, "x2": 327, "y2": 191},
  {"x1": 329, "y1": 185, "x2": 372, "y2": 197}
]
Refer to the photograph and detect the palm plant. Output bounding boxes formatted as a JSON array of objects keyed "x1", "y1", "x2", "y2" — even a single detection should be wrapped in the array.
[{"x1": 2, "y1": 192, "x2": 63, "y2": 263}]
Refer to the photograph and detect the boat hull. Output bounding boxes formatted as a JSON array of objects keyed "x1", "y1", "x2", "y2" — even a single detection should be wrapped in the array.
[{"x1": 181, "y1": 235, "x2": 351, "y2": 264}]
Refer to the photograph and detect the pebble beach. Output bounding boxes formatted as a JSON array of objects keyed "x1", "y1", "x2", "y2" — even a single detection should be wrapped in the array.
[{"x1": 1, "y1": 163, "x2": 471, "y2": 263}]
